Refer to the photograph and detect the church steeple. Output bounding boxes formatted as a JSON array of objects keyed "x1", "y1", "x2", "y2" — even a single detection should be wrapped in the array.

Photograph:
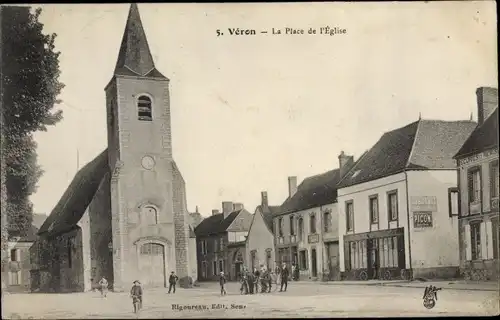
[{"x1": 114, "y1": 3, "x2": 165, "y2": 78}]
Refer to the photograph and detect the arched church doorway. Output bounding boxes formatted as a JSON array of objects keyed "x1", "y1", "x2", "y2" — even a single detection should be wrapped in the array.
[{"x1": 139, "y1": 243, "x2": 166, "y2": 287}]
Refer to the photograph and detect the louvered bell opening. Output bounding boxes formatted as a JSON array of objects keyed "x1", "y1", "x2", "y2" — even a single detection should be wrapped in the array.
[{"x1": 138, "y1": 102, "x2": 152, "y2": 121}]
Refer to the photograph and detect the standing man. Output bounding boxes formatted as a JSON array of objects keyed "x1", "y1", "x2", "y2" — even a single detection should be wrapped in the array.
[
  {"x1": 98, "y1": 277, "x2": 109, "y2": 297},
  {"x1": 219, "y1": 271, "x2": 227, "y2": 296},
  {"x1": 279, "y1": 263, "x2": 289, "y2": 292},
  {"x1": 168, "y1": 271, "x2": 179, "y2": 294}
]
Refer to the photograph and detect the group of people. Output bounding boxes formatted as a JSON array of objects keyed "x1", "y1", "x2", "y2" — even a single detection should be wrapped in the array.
[{"x1": 236, "y1": 263, "x2": 290, "y2": 295}]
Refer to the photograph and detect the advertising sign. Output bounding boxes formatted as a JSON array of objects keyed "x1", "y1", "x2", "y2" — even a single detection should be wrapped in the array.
[
  {"x1": 414, "y1": 212, "x2": 433, "y2": 228},
  {"x1": 411, "y1": 196, "x2": 437, "y2": 212}
]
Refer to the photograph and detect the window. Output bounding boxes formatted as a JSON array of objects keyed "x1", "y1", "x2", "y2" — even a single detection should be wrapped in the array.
[
  {"x1": 212, "y1": 260, "x2": 217, "y2": 276},
  {"x1": 299, "y1": 250, "x2": 308, "y2": 270},
  {"x1": 278, "y1": 218, "x2": 284, "y2": 237},
  {"x1": 379, "y1": 237, "x2": 398, "y2": 268},
  {"x1": 219, "y1": 237, "x2": 224, "y2": 251},
  {"x1": 491, "y1": 161, "x2": 499, "y2": 199},
  {"x1": 346, "y1": 202, "x2": 354, "y2": 232},
  {"x1": 214, "y1": 239, "x2": 218, "y2": 252},
  {"x1": 448, "y1": 188, "x2": 459, "y2": 217},
  {"x1": 348, "y1": 240, "x2": 367, "y2": 270},
  {"x1": 200, "y1": 240, "x2": 207, "y2": 255},
  {"x1": 492, "y1": 218, "x2": 499, "y2": 260},
  {"x1": 290, "y1": 216, "x2": 295, "y2": 235},
  {"x1": 250, "y1": 250, "x2": 257, "y2": 270},
  {"x1": 468, "y1": 168, "x2": 481, "y2": 203},
  {"x1": 219, "y1": 260, "x2": 224, "y2": 273},
  {"x1": 369, "y1": 196, "x2": 379, "y2": 224},
  {"x1": 470, "y1": 222, "x2": 481, "y2": 260},
  {"x1": 137, "y1": 95, "x2": 152, "y2": 121},
  {"x1": 298, "y1": 217, "x2": 304, "y2": 241},
  {"x1": 266, "y1": 249, "x2": 272, "y2": 270},
  {"x1": 388, "y1": 191, "x2": 398, "y2": 221},
  {"x1": 142, "y1": 205, "x2": 158, "y2": 225},
  {"x1": 9, "y1": 271, "x2": 21, "y2": 286},
  {"x1": 323, "y1": 211, "x2": 332, "y2": 232},
  {"x1": 310, "y1": 213, "x2": 316, "y2": 234},
  {"x1": 10, "y1": 249, "x2": 18, "y2": 262}
]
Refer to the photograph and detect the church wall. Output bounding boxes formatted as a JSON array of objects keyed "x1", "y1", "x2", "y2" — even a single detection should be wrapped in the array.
[
  {"x1": 77, "y1": 209, "x2": 92, "y2": 291},
  {"x1": 88, "y1": 173, "x2": 113, "y2": 289},
  {"x1": 189, "y1": 236, "x2": 198, "y2": 282},
  {"x1": 57, "y1": 228, "x2": 85, "y2": 292},
  {"x1": 172, "y1": 166, "x2": 190, "y2": 280}
]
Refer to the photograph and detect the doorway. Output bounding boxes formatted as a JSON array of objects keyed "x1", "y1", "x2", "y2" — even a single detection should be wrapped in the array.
[
  {"x1": 311, "y1": 248, "x2": 318, "y2": 277},
  {"x1": 139, "y1": 243, "x2": 166, "y2": 287},
  {"x1": 367, "y1": 239, "x2": 379, "y2": 280},
  {"x1": 326, "y1": 242, "x2": 339, "y2": 281}
]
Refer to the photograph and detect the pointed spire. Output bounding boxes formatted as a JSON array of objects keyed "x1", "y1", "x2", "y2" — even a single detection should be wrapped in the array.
[{"x1": 114, "y1": 4, "x2": 156, "y2": 76}]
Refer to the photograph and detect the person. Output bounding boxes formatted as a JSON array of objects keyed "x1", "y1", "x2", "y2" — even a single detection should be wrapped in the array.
[
  {"x1": 247, "y1": 270, "x2": 254, "y2": 294},
  {"x1": 253, "y1": 267, "x2": 261, "y2": 294},
  {"x1": 280, "y1": 263, "x2": 289, "y2": 292},
  {"x1": 130, "y1": 280, "x2": 143, "y2": 311},
  {"x1": 239, "y1": 269, "x2": 248, "y2": 294},
  {"x1": 168, "y1": 271, "x2": 178, "y2": 294},
  {"x1": 98, "y1": 277, "x2": 108, "y2": 297},
  {"x1": 219, "y1": 271, "x2": 227, "y2": 296}
]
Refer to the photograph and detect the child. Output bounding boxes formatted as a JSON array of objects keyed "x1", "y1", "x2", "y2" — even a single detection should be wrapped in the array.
[
  {"x1": 168, "y1": 271, "x2": 179, "y2": 294},
  {"x1": 130, "y1": 280, "x2": 143, "y2": 311},
  {"x1": 219, "y1": 271, "x2": 227, "y2": 296},
  {"x1": 98, "y1": 277, "x2": 108, "y2": 297}
]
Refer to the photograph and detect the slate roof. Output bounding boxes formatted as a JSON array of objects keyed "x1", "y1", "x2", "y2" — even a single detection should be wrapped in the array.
[
  {"x1": 255, "y1": 205, "x2": 280, "y2": 232},
  {"x1": 455, "y1": 108, "x2": 499, "y2": 159},
  {"x1": 38, "y1": 149, "x2": 109, "y2": 237},
  {"x1": 277, "y1": 166, "x2": 351, "y2": 216},
  {"x1": 114, "y1": 4, "x2": 167, "y2": 79},
  {"x1": 193, "y1": 210, "x2": 242, "y2": 237},
  {"x1": 338, "y1": 119, "x2": 477, "y2": 188}
]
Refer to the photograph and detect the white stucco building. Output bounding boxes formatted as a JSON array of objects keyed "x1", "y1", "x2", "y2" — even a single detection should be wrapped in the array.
[{"x1": 337, "y1": 118, "x2": 476, "y2": 280}]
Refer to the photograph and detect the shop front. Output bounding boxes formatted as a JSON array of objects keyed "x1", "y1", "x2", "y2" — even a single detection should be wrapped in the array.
[{"x1": 342, "y1": 228, "x2": 407, "y2": 281}]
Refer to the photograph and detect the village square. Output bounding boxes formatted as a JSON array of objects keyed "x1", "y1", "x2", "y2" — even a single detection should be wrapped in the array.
[{"x1": 1, "y1": 2, "x2": 499, "y2": 319}]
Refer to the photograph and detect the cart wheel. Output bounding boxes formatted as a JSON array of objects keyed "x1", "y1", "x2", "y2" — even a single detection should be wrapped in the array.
[
  {"x1": 384, "y1": 270, "x2": 392, "y2": 280},
  {"x1": 359, "y1": 271, "x2": 368, "y2": 281}
]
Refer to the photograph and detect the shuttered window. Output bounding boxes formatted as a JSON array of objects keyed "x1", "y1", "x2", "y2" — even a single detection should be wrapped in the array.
[
  {"x1": 468, "y1": 168, "x2": 481, "y2": 203},
  {"x1": 137, "y1": 95, "x2": 152, "y2": 121},
  {"x1": 491, "y1": 161, "x2": 499, "y2": 199},
  {"x1": 470, "y1": 221, "x2": 482, "y2": 260}
]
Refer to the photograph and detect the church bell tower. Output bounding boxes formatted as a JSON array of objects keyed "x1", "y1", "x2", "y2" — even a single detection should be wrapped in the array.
[{"x1": 105, "y1": 4, "x2": 190, "y2": 291}]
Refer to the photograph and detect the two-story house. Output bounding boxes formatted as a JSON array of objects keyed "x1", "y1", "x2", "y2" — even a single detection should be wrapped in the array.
[
  {"x1": 273, "y1": 152, "x2": 355, "y2": 281},
  {"x1": 246, "y1": 191, "x2": 280, "y2": 272},
  {"x1": 454, "y1": 87, "x2": 498, "y2": 281},
  {"x1": 194, "y1": 202, "x2": 252, "y2": 281},
  {"x1": 337, "y1": 117, "x2": 477, "y2": 281}
]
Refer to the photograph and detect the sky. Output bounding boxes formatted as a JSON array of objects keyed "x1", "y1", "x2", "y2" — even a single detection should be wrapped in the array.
[{"x1": 28, "y1": 2, "x2": 497, "y2": 218}]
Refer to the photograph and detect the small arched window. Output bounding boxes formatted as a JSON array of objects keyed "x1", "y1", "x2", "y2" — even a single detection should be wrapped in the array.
[
  {"x1": 137, "y1": 95, "x2": 152, "y2": 121},
  {"x1": 141, "y1": 205, "x2": 158, "y2": 225}
]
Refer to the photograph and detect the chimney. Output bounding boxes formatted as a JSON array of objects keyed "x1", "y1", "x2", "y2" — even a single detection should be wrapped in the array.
[
  {"x1": 338, "y1": 151, "x2": 354, "y2": 177},
  {"x1": 222, "y1": 201, "x2": 234, "y2": 219},
  {"x1": 211, "y1": 209, "x2": 220, "y2": 216},
  {"x1": 261, "y1": 191, "x2": 269, "y2": 207},
  {"x1": 288, "y1": 176, "x2": 297, "y2": 198},
  {"x1": 195, "y1": 206, "x2": 199, "y2": 214},
  {"x1": 233, "y1": 203, "x2": 244, "y2": 211},
  {"x1": 476, "y1": 87, "x2": 498, "y2": 125}
]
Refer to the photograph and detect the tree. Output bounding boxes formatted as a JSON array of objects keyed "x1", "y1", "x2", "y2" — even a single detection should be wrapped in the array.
[{"x1": 1, "y1": 6, "x2": 64, "y2": 241}]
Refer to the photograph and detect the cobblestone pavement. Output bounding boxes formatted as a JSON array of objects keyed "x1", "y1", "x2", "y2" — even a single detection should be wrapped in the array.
[{"x1": 2, "y1": 282, "x2": 498, "y2": 319}]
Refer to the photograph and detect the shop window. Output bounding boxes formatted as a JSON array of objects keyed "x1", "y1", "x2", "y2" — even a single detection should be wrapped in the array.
[
  {"x1": 470, "y1": 221, "x2": 481, "y2": 260},
  {"x1": 299, "y1": 250, "x2": 308, "y2": 270}
]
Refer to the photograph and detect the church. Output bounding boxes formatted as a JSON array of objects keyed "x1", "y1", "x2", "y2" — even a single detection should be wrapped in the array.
[{"x1": 30, "y1": 4, "x2": 197, "y2": 292}]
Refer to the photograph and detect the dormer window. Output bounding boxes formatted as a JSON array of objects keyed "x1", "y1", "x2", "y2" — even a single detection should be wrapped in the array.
[{"x1": 137, "y1": 95, "x2": 152, "y2": 121}]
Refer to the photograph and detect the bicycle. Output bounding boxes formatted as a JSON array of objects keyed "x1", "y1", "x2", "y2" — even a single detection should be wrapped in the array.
[
  {"x1": 270, "y1": 275, "x2": 281, "y2": 292},
  {"x1": 131, "y1": 295, "x2": 141, "y2": 314}
]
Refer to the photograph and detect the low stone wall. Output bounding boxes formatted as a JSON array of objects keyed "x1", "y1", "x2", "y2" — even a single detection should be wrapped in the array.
[{"x1": 412, "y1": 266, "x2": 459, "y2": 280}]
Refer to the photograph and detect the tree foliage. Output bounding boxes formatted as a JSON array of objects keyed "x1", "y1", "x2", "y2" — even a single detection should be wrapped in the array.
[{"x1": 2, "y1": 6, "x2": 64, "y2": 237}]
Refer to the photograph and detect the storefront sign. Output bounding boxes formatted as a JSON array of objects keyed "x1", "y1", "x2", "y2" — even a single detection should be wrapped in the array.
[
  {"x1": 413, "y1": 212, "x2": 433, "y2": 228},
  {"x1": 411, "y1": 196, "x2": 437, "y2": 212},
  {"x1": 458, "y1": 149, "x2": 498, "y2": 166}
]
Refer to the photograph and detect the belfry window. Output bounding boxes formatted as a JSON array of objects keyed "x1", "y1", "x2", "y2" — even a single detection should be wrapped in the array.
[{"x1": 137, "y1": 95, "x2": 152, "y2": 121}]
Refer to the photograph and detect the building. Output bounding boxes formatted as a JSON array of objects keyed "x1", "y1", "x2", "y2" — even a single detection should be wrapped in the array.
[
  {"x1": 337, "y1": 118, "x2": 477, "y2": 281},
  {"x1": 273, "y1": 152, "x2": 355, "y2": 281},
  {"x1": 31, "y1": 4, "x2": 195, "y2": 292},
  {"x1": 194, "y1": 202, "x2": 252, "y2": 281},
  {"x1": 246, "y1": 191, "x2": 280, "y2": 272},
  {"x1": 189, "y1": 206, "x2": 204, "y2": 229},
  {"x1": 454, "y1": 87, "x2": 499, "y2": 281}
]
